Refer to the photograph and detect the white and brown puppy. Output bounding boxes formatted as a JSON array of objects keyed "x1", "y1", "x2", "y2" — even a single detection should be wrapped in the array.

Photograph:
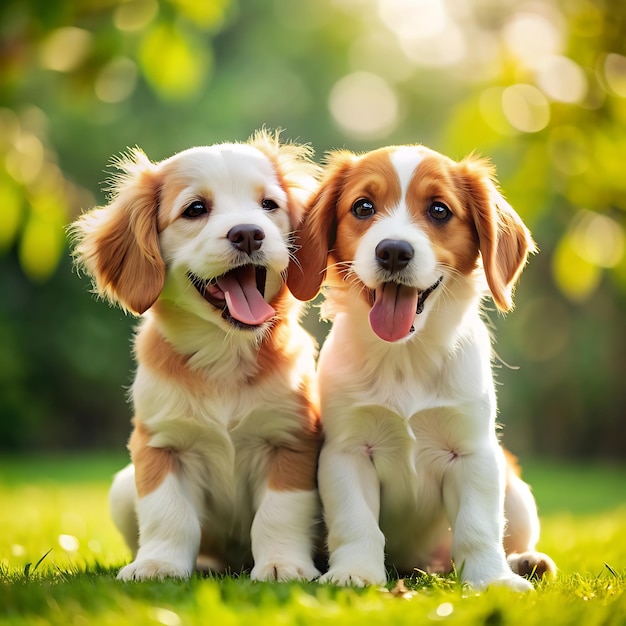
[
  {"x1": 288, "y1": 145, "x2": 555, "y2": 591},
  {"x1": 72, "y1": 131, "x2": 321, "y2": 582}
]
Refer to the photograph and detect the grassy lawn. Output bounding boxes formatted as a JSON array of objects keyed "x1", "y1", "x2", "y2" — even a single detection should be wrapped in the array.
[{"x1": 1, "y1": 454, "x2": 625, "y2": 625}]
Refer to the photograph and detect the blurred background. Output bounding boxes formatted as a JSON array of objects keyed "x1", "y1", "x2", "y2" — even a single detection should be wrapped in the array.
[{"x1": 0, "y1": 0, "x2": 624, "y2": 460}]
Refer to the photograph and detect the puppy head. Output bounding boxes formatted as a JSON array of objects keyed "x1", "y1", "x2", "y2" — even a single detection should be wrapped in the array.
[
  {"x1": 72, "y1": 130, "x2": 318, "y2": 331},
  {"x1": 288, "y1": 145, "x2": 535, "y2": 342}
]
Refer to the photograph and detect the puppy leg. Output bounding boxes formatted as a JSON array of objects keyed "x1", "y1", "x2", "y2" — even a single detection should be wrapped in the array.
[
  {"x1": 117, "y1": 471, "x2": 202, "y2": 581},
  {"x1": 318, "y1": 445, "x2": 386, "y2": 587},
  {"x1": 250, "y1": 489, "x2": 321, "y2": 581},
  {"x1": 443, "y1": 445, "x2": 533, "y2": 592},
  {"x1": 250, "y1": 443, "x2": 321, "y2": 581},
  {"x1": 504, "y1": 471, "x2": 556, "y2": 580},
  {"x1": 109, "y1": 463, "x2": 139, "y2": 557},
  {"x1": 117, "y1": 425, "x2": 202, "y2": 581}
]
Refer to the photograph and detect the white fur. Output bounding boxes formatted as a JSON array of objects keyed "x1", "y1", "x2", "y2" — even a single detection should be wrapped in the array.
[
  {"x1": 75, "y1": 138, "x2": 321, "y2": 581},
  {"x1": 250, "y1": 489, "x2": 321, "y2": 581},
  {"x1": 117, "y1": 472, "x2": 202, "y2": 580},
  {"x1": 316, "y1": 147, "x2": 542, "y2": 591}
]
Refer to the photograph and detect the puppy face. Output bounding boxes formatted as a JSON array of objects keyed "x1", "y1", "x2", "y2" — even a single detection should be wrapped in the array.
[
  {"x1": 288, "y1": 145, "x2": 534, "y2": 342},
  {"x1": 72, "y1": 132, "x2": 318, "y2": 333}
]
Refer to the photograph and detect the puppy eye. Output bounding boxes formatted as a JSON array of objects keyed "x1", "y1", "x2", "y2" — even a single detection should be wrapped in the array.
[
  {"x1": 428, "y1": 201, "x2": 451, "y2": 222},
  {"x1": 261, "y1": 198, "x2": 279, "y2": 211},
  {"x1": 352, "y1": 198, "x2": 375, "y2": 219},
  {"x1": 182, "y1": 201, "x2": 208, "y2": 219}
]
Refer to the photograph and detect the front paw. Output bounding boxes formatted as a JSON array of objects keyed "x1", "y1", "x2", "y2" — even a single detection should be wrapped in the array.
[
  {"x1": 251, "y1": 560, "x2": 321, "y2": 582},
  {"x1": 117, "y1": 559, "x2": 192, "y2": 581},
  {"x1": 507, "y1": 551, "x2": 557, "y2": 580},
  {"x1": 319, "y1": 566, "x2": 386, "y2": 587}
]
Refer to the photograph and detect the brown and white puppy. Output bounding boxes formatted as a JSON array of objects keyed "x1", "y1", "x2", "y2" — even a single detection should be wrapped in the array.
[
  {"x1": 288, "y1": 145, "x2": 555, "y2": 590},
  {"x1": 72, "y1": 131, "x2": 321, "y2": 581}
]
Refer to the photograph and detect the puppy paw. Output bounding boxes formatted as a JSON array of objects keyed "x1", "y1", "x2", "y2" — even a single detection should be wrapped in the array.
[
  {"x1": 319, "y1": 566, "x2": 386, "y2": 587},
  {"x1": 508, "y1": 551, "x2": 557, "y2": 580},
  {"x1": 251, "y1": 560, "x2": 321, "y2": 582},
  {"x1": 117, "y1": 559, "x2": 192, "y2": 581}
]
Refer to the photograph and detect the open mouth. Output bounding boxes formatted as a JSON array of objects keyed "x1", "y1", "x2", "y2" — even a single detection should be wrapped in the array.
[
  {"x1": 188, "y1": 265, "x2": 276, "y2": 329},
  {"x1": 369, "y1": 276, "x2": 443, "y2": 342}
]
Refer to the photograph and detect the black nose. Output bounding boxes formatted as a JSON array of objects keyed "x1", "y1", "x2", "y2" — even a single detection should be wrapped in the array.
[
  {"x1": 227, "y1": 224, "x2": 265, "y2": 255},
  {"x1": 375, "y1": 239, "x2": 414, "y2": 274}
]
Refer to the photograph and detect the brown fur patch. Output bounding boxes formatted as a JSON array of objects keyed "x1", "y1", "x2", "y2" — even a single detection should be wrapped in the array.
[
  {"x1": 503, "y1": 447, "x2": 522, "y2": 478},
  {"x1": 333, "y1": 149, "x2": 402, "y2": 267},
  {"x1": 71, "y1": 151, "x2": 166, "y2": 315},
  {"x1": 268, "y1": 397, "x2": 321, "y2": 492},
  {"x1": 456, "y1": 157, "x2": 535, "y2": 311},
  {"x1": 255, "y1": 283, "x2": 312, "y2": 384},
  {"x1": 403, "y1": 155, "x2": 481, "y2": 277},
  {"x1": 129, "y1": 421, "x2": 179, "y2": 498},
  {"x1": 134, "y1": 314, "x2": 211, "y2": 394},
  {"x1": 289, "y1": 145, "x2": 534, "y2": 312}
]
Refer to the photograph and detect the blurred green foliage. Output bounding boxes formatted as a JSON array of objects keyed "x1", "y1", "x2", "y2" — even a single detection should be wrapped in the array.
[{"x1": 0, "y1": 0, "x2": 624, "y2": 457}]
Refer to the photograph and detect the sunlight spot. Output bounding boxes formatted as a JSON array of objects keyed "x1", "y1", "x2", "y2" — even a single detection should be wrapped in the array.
[
  {"x1": 152, "y1": 607, "x2": 182, "y2": 626},
  {"x1": 536, "y1": 55, "x2": 587, "y2": 103},
  {"x1": 552, "y1": 232, "x2": 601, "y2": 302},
  {"x1": 399, "y1": 22, "x2": 466, "y2": 68},
  {"x1": 479, "y1": 87, "x2": 516, "y2": 136},
  {"x1": 11, "y1": 544, "x2": 26, "y2": 557},
  {"x1": 570, "y1": 210, "x2": 624, "y2": 268},
  {"x1": 378, "y1": 0, "x2": 464, "y2": 69},
  {"x1": 95, "y1": 57, "x2": 138, "y2": 103},
  {"x1": 501, "y1": 84, "x2": 550, "y2": 133},
  {"x1": 39, "y1": 27, "x2": 92, "y2": 72},
  {"x1": 436, "y1": 602, "x2": 454, "y2": 617},
  {"x1": 602, "y1": 53, "x2": 626, "y2": 98},
  {"x1": 502, "y1": 10, "x2": 563, "y2": 69},
  {"x1": 114, "y1": 0, "x2": 159, "y2": 32},
  {"x1": 378, "y1": 0, "x2": 447, "y2": 42},
  {"x1": 329, "y1": 71, "x2": 399, "y2": 139},
  {"x1": 58, "y1": 534, "x2": 80, "y2": 552},
  {"x1": 5, "y1": 132, "x2": 45, "y2": 184}
]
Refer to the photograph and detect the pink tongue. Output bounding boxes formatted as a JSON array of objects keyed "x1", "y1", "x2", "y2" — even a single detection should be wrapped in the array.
[
  {"x1": 216, "y1": 266, "x2": 275, "y2": 326},
  {"x1": 369, "y1": 283, "x2": 418, "y2": 342}
]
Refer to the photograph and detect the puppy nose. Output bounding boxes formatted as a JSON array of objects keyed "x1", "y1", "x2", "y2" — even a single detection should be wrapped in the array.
[
  {"x1": 375, "y1": 239, "x2": 414, "y2": 273},
  {"x1": 227, "y1": 224, "x2": 265, "y2": 255}
]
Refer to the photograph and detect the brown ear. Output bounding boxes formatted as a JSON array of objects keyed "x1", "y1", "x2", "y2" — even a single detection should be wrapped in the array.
[
  {"x1": 71, "y1": 150, "x2": 166, "y2": 315},
  {"x1": 287, "y1": 151, "x2": 354, "y2": 301},
  {"x1": 459, "y1": 157, "x2": 536, "y2": 311}
]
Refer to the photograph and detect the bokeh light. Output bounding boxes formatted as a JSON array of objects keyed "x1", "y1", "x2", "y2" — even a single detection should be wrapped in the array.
[
  {"x1": 95, "y1": 57, "x2": 138, "y2": 103},
  {"x1": 501, "y1": 84, "x2": 550, "y2": 133},
  {"x1": 113, "y1": 0, "x2": 159, "y2": 31},
  {"x1": 329, "y1": 71, "x2": 400, "y2": 139},
  {"x1": 39, "y1": 27, "x2": 92, "y2": 72},
  {"x1": 535, "y1": 56, "x2": 588, "y2": 103}
]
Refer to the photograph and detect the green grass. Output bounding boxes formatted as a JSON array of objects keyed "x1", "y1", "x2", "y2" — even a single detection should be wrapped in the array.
[{"x1": 1, "y1": 455, "x2": 625, "y2": 625}]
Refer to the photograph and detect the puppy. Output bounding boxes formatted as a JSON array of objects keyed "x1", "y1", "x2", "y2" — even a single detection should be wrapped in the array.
[
  {"x1": 288, "y1": 145, "x2": 556, "y2": 590},
  {"x1": 72, "y1": 130, "x2": 322, "y2": 581}
]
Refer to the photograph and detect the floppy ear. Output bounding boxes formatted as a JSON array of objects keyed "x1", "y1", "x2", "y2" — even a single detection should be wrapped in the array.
[
  {"x1": 459, "y1": 157, "x2": 536, "y2": 312},
  {"x1": 287, "y1": 151, "x2": 354, "y2": 301},
  {"x1": 71, "y1": 149, "x2": 166, "y2": 315}
]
